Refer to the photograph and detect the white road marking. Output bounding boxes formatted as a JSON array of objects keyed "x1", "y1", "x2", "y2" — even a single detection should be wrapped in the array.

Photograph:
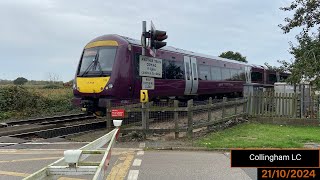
[
  {"x1": 139, "y1": 142, "x2": 145, "y2": 148},
  {"x1": 137, "y1": 151, "x2": 144, "y2": 156},
  {"x1": 127, "y1": 170, "x2": 139, "y2": 180},
  {"x1": 132, "y1": 159, "x2": 142, "y2": 166}
]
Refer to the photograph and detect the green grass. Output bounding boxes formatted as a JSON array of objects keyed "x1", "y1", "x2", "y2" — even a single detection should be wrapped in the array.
[{"x1": 197, "y1": 123, "x2": 320, "y2": 148}]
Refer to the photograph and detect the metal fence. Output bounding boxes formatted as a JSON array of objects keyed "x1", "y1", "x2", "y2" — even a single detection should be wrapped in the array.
[{"x1": 105, "y1": 98, "x2": 246, "y2": 139}]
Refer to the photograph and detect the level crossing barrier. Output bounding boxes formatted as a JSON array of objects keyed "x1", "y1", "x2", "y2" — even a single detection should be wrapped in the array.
[{"x1": 23, "y1": 120, "x2": 122, "y2": 180}]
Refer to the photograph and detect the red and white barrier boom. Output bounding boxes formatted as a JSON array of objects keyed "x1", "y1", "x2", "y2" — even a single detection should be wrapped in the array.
[{"x1": 23, "y1": 120, "x2": 122, "y2": 180}]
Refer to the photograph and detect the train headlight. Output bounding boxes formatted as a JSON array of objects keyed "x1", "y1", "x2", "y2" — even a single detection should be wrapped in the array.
[{"x1": 107, "y1": 83, "x2": 113, "y2": 89}]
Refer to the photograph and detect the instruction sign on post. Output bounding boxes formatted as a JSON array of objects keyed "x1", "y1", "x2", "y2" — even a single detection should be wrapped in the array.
[
  {"x1": 139, "y1": 55, "x2": 162, "y2": 78},
  {"x1": 142, "y1": 77, "x2": 154, "y2": 90},
  {"x1": 111, "y1": 109, "x2": 125, "y2": 118}
]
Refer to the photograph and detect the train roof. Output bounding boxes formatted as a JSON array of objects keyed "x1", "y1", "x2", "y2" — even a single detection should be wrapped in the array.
[
  {"x1": 90, "y1": 34, "x2": 267, "y2": 69},
  {"x1": 119, "y1": 35, "x2": 250, "y2": 66}
]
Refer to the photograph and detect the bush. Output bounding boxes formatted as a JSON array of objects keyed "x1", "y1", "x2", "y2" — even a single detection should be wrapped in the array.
[
  {"x1": 43, "y1": 84, "x2": 63, "y2": 89},
  {"x1": 0, "y1": 86, "x2": 76, "y2": 120}
]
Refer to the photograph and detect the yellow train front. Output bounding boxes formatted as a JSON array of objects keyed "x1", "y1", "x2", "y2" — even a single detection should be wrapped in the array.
[{"x1": 72, "y1": 34, "x2": 136, "y2": 114}]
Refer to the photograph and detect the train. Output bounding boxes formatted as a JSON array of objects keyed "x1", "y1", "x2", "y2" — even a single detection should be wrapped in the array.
[{"x1": 72, "y1": 34, "x2": 289, "y2": 113}]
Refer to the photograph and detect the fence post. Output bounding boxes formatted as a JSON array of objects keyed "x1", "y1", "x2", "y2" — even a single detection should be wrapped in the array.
[
  {"x1": 187, "y1": 99, "x2": 193, "y2": 139},
  {"x1": 222, "y1": 97, "x2": 227, "y2": 119},
  {"x1": 141, "y1": 102, "x2": 147, "y2": 139},
  {"x1": 318, "y1": 95, "x2": 320, "y2": 120},
  {"x1": 297, "y1": 93, "x2": 301, "y2": 118},
  {"x1": 174, "y1": 100, "x2": 179, "y2": 139},
  {"x1": 207, "y1": 97, "x2": 213, "y2": 131},
  {"x1": 234, "y1": 98, "x2": 239, "y2": 115},
  {"x1": 208, "y1": 97, "x2": 213, "y2": 121},
  {"x1": 106, "y1": 100, "x2": 112, "y2": 131},
  {"x1": 246, "y1": 93, "x2": 251, "y2": 116}
]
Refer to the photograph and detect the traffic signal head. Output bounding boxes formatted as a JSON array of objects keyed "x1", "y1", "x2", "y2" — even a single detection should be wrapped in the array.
[{"x1": 151, "y1": 29, "x2": 168, "y2": 49}]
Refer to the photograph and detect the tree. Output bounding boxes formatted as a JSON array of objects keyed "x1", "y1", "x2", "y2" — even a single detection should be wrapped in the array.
[
  {"x1": 279, "y1": 0, "x2": 320, "y2": 35},
  {"x1": 47, "y1": 72, "x2": 60, "y2": 84},
  {"x1": 13, "y1": 77, "x2": 28, "y2": 85},
  {"x1": 278, "y1": 0, "x2": 320, "y2": 87},
  {"x1": 219, "y1": 51, "x2": 247, "y2": 63},
  {"x1": 264, "y1": 62, "x2": 286, "y2": 73}
]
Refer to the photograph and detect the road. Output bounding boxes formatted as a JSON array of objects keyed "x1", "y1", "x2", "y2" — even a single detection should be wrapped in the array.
[{"x1": 0, "y1": 138, "x2": 256, "y2": 180}]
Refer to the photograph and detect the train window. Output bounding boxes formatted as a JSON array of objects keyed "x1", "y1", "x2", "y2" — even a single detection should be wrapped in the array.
[
  {"x1": 134, "y1": 54, "x2": 140, "y2": 78},
  {"x1": 268, "y1": 74, "x2": 277, "y2": 83},
  {"x1": 230, "y1": 69, "x2": 239, "y2": 81},
  {"x1": 185, "y1": 62, "x2": 190, "y2": 80},
  {"x1": 251, "y1": 72, "x2": 263, "y2": 81},
  {"x1": 211, "y1": 67, "x2": 222, "y2": 80},
  {"x1": 280, "y1": 75, "x2": 288, "y2": 82},
  {"x1": 198, "y1": 65, "x2": 211, "y2": 80},
  {"x1": 78, "y1": 47, "x2": 117, "y2": 76},
  {"x1": 79, "y1": 49, "x2": 97, "y2": 73},
  {"x1": 164, "y1": 60, "x2": 184, "y2": 79},
  {"x1": 98, "y1": 48, "x2": 117, "y2": 71},
  {"x1": 221, "y1": 68, "x2": 231, "y2": 80},
  {"x1": 162, "y1": 60, "x2": 167, "y2": 79},
  {"x1": 238, "y1": 70, "x2": 246, "y2": 81}
]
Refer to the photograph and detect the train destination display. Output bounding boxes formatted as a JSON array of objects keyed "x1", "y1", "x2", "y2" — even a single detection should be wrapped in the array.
[{"x1": 139, "y1": 55, "x2": 162, "y2": 78}]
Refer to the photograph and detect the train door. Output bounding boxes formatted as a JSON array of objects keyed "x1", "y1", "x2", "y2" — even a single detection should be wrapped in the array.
[{"x1": 184, "y1": 56, "x2": 199, "y2": 95}]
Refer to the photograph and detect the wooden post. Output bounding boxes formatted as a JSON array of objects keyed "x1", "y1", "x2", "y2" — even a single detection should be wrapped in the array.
[
  {"x1": 318, "y1": 95, "x2": 320, "y2": 120},
  {"x1": 106, "y1": 100, "x2": 112, "y2": 131},
  {"x1": 208, "y1": 97, "x2": 213, "y2": 131},
  {"x1": 243, "y1": 94, "x2": 248, "y2": 115},
  {"x1": 141, "y1": 102, "x2": 147, "y2": 139},
  {"x1": 296, "y1": 92, "x2": 301, "y2": 118},
  {"x1": 272, "y1": 92, "x2": 275, "y2": 117},
  {"x1": 174, "y1": 100, "x2": 179, "y2": 139},
  {"x1": 208, "y1": 97, "x2": 213, "y2": 121},
  {"x1": 234, "y1": 98, "x2": 238, "y2": 115},
  {"x1": 311, "y1": 94, "x2": 315, "y2": 118},
  {"x1": 246, "y1": 93, "x2": 251, "y2": 116},
  {"x1": 187, "y1": 99, "x2": 193, "y2": 139},
  {"x1": 222, "y1": 97, "x2": 227, "y2": 119},
  {"x1": 292, "y1": 93, "x2": 296, "y2": 118}
]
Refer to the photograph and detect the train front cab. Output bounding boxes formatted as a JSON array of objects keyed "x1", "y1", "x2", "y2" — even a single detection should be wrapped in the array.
[{"x1": 73, "y1": 36, "x2": 132, "y2": 114}]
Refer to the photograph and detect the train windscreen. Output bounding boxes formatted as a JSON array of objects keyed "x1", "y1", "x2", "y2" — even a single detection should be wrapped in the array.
[{"x1": 78, "y1": 47, "x2": 117, "y2": 76}]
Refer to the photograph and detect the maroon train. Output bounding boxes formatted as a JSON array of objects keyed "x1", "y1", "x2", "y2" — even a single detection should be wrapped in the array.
[{"x1": 72, "y1": 34, "x2": 288, "y2": 112}]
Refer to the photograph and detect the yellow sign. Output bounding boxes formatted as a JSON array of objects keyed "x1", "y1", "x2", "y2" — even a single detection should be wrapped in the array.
[{"x1": 140, "y1": 90, "x2": 149, "y2": 103}]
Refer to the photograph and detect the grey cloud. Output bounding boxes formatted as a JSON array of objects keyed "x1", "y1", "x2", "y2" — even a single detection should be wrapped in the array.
[{"x1": 0, "y1": 0, "x2": 296, "y2": 81}]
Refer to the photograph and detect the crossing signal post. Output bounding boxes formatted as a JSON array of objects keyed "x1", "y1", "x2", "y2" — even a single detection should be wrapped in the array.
[
  {"x1": 141, "y1": 21, "x2": 168, "y2": 57},
  {"x1": 150, "y1": 22, "x2": 168, "y2": 50}
]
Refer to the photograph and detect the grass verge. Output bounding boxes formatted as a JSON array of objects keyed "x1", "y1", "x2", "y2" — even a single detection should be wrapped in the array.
[{"x1": 197, "y1": 122, "x2": 320, "y2": 148}]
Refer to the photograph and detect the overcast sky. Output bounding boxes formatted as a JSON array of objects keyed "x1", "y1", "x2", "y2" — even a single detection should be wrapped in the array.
[{"x1": 0, "y1": 0, "x2": 298, "y2": 82}]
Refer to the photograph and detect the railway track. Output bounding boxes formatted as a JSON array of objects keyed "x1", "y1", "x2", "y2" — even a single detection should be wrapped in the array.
[
  {"x1": 1, "y1": 113, "x2": 92, "y2": 127},
  {"x1": 9, "y1": 120, "x2": 107, "y2": 139},
  {"x1": 0, "y1": 113, "x2": 99, "y2": 138}
]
